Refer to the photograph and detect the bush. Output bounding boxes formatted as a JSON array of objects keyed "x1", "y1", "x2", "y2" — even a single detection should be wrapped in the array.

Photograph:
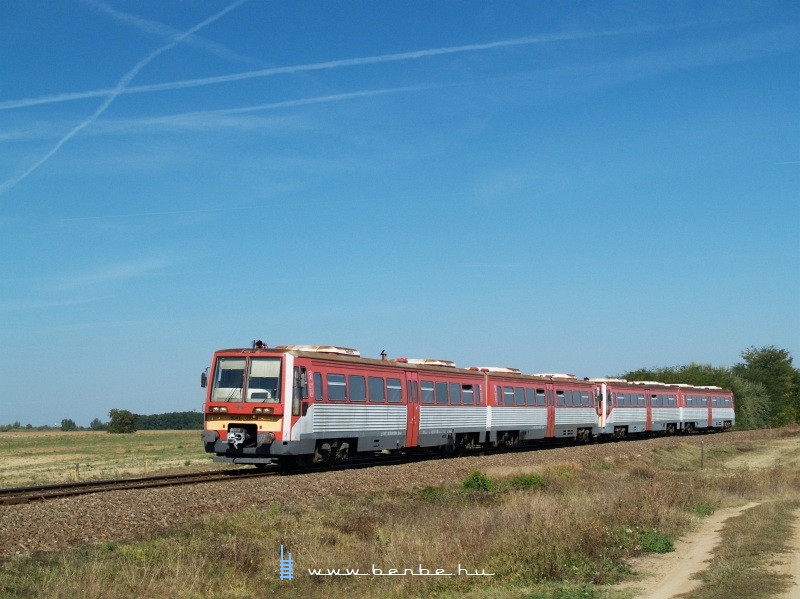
[{"x1": 462, "y1": 470, "x2": 494, "y2": 491}]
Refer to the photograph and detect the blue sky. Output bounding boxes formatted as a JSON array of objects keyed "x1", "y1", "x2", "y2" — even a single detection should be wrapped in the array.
[{"x1": 1, "y1": 1, "x2": 798, "y2": 426}]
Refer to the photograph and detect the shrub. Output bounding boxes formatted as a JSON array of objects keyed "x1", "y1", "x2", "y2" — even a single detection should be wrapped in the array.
[{"x1": 462, "y1": 470, "x2": 494, "y2": 492}]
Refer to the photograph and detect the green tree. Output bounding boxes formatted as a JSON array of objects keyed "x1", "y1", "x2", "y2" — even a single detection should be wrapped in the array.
[
  {"x1": 730, "y1": 374, "x2": 771, "y2": 428},
  {"x1": 732, "y1": 346, "x2": 800, "y2": 425},
  {"x1": 107, "y1": 409, "x2": 137, "y2": 434},
  {"x1": 89, "y1": 418, "x2": 106, "y2": 431},
  {"x1": 60, "y1": 418, "x2": 78, "y2": 432},
  {"x1": 621, "y1": 363, "x2": 735, "y2": 389}
]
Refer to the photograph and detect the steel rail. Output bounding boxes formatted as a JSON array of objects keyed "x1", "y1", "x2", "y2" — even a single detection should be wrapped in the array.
[{"x1": 0, "y1": 469, "x2": 276, "y2": 505}]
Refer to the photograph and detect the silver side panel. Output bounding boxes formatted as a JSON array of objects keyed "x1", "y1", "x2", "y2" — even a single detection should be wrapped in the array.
[
  {"x1": 651, "y1": 408, "x2": 681, "y2": 422},
  {"x1": 491, "y1": 407, "x2": 547, "y2": 428},
  {"x1": 681, "y1": 408, "x2": 708, "y2": 423},
  {"x1": 419, "y1": 406, "x2": 487, "y2": 432},
  {"x1": 292, "y1": 404, "x2": 407, "y2": 439},
  {"x1": 554, "y1": 408, "x2": 597, "y2": 426},
  {"x1": 607, "y1": 408, "x2": 647, "y2": 423}
]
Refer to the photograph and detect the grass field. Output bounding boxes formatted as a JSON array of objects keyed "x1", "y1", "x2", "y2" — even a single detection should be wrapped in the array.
[
  {"x1": 0, "y1": 430, "x2": 215, "y2": 487},
  {"x1": 1, "y1": 429, "x2": 799, "y2": 599}
]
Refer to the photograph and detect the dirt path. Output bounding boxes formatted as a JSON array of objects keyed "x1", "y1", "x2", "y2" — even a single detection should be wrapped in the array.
[
  {"x1": 777, "y1": 509, "x2": 800, "y2": 599},
  {"x1": 619, "y1": 502, "x2": 760, "y2": 599}
]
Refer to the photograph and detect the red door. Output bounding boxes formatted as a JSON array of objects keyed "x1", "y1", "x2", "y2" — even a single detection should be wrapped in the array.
[
  {"x1": 546, "y1": 384, "x2": 555, "y2": 438},
  {"x1": 645, "y1": 389, "x2": 653, "y2": 431},
  {"x1": 404, "y1": 371, "x2": 419, "y2": 448}
]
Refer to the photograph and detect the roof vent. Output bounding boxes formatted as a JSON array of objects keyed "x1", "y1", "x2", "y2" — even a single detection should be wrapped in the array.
[
  {"x1": 405, "y1": 358, "x2": 456, "y2": 367},
  {"x1": 469, "y1": 366, "x2": 521, "y2": 374},
  {"x1": 275, "y1": 345, "x2": 361, "y2": 357}
]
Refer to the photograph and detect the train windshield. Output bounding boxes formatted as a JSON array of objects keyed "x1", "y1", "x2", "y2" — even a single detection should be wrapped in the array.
[
  {"x1": 247, "y1": 357, "x2": 281, "y2": 402},
  {"x1": 210, "y1": 356, "x2": 282, "y2": 403}
]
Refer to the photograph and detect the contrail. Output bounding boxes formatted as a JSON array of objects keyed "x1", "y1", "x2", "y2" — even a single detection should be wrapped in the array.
[
  {"x1": 0, "y1": 28, "x2": 641, "y2": 111},
  {"x1": 80, "y1": 0, "x2": 263, "y2": 67},
  {"x1": 0, "y1": 0, "x2": 246, "y2": 196}
]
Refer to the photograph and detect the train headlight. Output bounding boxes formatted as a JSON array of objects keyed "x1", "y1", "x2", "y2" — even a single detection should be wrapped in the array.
[
  {"x1": 211, "y1": 406, "x2": 228, "y2": 413},
  {"x1": 253, "y1": 407, "x2": 274, "y2": 414}
]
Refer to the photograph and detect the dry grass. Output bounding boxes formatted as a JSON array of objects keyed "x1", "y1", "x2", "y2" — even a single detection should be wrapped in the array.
[
  {"x1": 0, "y1": 430, "x2": 215, "y2": 487},
  {"x1": 2, "y1": 432, "x2": 799, "y2": 598}
]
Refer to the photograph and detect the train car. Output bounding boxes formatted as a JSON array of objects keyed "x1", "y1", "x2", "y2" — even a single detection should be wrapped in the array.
[
  {"x1": 478, "y1": 369, "x2": 597, "y2": 444},
  {"x1": 201, "y1": 341, "x2": 735, "y2": 466},
  {"x1": 592, "y1": 378, "x2": 735, "y2": 436},
  {"x1": 681, "y1": 385, "x2": 736, "y2": 432},
  {"x1": 201, "y1": 343, "x2": 489, "y2": 466},
  {"x1": 407, "y1": 359, "x2": 487, "y2": 451}
]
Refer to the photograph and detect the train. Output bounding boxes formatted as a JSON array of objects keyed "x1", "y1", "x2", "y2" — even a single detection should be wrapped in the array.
[{"x1": 200, "y1": 341, "x2": 735, "y2": 466}]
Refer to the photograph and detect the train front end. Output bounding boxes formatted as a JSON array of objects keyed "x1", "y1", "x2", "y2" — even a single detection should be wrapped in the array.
[{"x1": 200, "y1": 343, "x2": 304, "y2": 466}]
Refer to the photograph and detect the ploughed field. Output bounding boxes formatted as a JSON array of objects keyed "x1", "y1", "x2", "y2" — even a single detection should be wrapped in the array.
[{"x1": 0, "y1": 428, "x2": 790, "y2": 557}]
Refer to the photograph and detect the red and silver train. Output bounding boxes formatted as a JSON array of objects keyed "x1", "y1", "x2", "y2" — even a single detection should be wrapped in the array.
[{"x1": 200, "y1": 342, "x2": 735, "y2": 466}]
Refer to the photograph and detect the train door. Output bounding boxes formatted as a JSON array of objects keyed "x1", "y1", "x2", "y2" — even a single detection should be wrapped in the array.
[
  {"x1": 645, "y1": 388, "x2": 653, "y2": 431},
  {"x1": 404, "y1": 371, "x2": 420, "y2": 448},
  {"x1": 546, "y1": 384, "x2": 555, "y2": 438}
]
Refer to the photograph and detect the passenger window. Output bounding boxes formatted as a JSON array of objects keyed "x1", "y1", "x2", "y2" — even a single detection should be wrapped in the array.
[
  {"x1": 368, "y1": 377, "x2": 385, "y2": 403},
  {"x1": 435, "y1": 382, "x2": 448, "y2": 404},
  {"x1": 387, "y1": 378, "x2": 403, "y2": 403},
  {"x1": 421, "y1": 381, "x2": 434, "y2": 404},
  {"x1": 327, "y1": 373, "x2": 346, "y2": 401},
  {"x1": 449, "y1": 383, "x2": 461, "y2": 404},
  {"x1": 515, "y1": 387, "x2": 525, "y2": 406},
  {"x1": 462, "y1": 384, "x2": 474, "y2": 405},
  {"x1": 349, "y1": 375, "x2": 366, "y2": 402}
]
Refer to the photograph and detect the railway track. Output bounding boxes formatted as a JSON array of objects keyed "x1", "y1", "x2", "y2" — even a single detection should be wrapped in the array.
[
  {"x1": 0, "y1": 454, "x2": 428, "y2": 505},
  {"x1": 0, "y1": 469, "x2": 275, "y2": 505}
]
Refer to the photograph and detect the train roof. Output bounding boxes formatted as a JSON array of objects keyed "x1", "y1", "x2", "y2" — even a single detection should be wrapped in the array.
[{"x1": 211, "y1": 346, "x2": 588, "y2": 382}]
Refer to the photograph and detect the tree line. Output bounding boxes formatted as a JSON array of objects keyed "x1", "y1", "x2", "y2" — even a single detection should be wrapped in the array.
[{"x1": 0, "y1": 411, "x2": 202, "y2": 433}]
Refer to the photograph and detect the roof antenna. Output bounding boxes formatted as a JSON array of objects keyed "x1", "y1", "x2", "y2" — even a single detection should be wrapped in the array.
[{"x1": 380, "y1": 349, "x2": 387, "y2": 361}]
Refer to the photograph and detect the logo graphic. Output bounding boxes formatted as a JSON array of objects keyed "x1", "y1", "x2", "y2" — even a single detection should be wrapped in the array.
[{"x1": 279, "y1": 544, "x2": 294, "y2": 580}]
